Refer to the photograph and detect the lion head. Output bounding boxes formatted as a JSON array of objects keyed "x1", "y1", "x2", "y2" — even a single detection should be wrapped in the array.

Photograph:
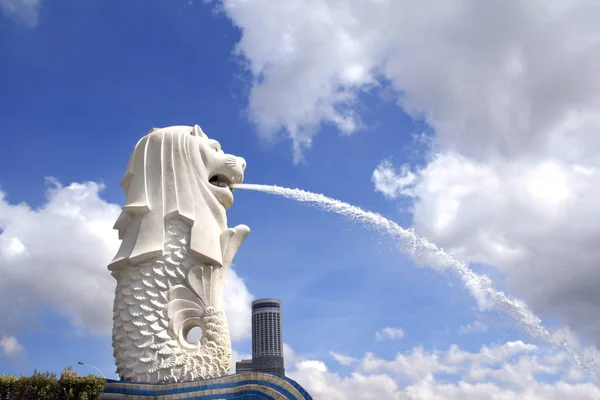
[{"x1": 109, "y1": 125, "x2": 247, "y2": 270}]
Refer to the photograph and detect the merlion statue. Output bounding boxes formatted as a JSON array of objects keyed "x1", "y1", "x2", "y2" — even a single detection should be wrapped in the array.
[{"x1": 108, "y1": 125, "x2": 250, "y2": 383}]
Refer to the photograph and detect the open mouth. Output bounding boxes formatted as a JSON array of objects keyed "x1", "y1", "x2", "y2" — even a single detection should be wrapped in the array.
[{"x1": 209, "y1": 174, "x2": 235, "y2": 193}]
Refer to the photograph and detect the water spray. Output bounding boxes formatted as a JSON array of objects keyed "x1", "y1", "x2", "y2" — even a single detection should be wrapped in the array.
[{"x1": 233, "y1": 183, "x2": 599, "y2": 379}]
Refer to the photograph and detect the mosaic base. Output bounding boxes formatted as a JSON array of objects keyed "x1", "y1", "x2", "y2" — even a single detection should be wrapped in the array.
[{"x1": 101, "y1": 372, "x2": 312, "y2": 400}]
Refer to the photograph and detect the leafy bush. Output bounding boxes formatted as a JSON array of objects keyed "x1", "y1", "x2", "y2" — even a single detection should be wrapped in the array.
[
  {"x1": 16, "y1": 371, "x2": 57, "y2": 400},
  {"x1": 0, "y1": 374, "x2": 17, "y2": 400},
  {"x1": 0, "y1": 367, "x2": 105, "y2": 400}
]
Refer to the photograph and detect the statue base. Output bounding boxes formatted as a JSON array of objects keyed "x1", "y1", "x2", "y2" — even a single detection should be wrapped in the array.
[{"x1": 101, "y1": 372, "x2": 312, "y2": 399}]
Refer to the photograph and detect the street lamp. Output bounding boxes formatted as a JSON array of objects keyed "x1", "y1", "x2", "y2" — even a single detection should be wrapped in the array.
[{"x1": 77, "y1": 361, "x2": 107, "y2": 378}]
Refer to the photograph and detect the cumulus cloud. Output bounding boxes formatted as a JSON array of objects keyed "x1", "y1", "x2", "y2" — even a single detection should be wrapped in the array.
[
  {"x1": 0, "y1": 0, "x2": 42, "y2": 27},
  {"x1": 372, "y1": 161, "x2": 417, "y2": 200},
  {"x1": 0, "y1": 335, "x2": 24, "y2": 357},
  {"x1": 330, "y1": 351, "x2": 357, "y2": 366},
  {"x1": 373, "y1": 154, "x2": 600, "y2": 346},
  {"x1": 217, "y1": 0, "x2": 377, "y2": 161},
  {"x1": 212, "y1": 0, "x2": 600, "y2": 349},
  {"x1": 218, "y1": 0, "x2": 600, "y2": 346},
  {"x1": 217, "y1": 0, "x2": 600, "y2": 162},
  {"x1": 229, "y1": 348, "x2": 252, "y2": 374},
  {"x1": 0, "y1": 180, "x2": 253, "y2": 340},
  {"x1": 375, "y1": 327, "x2": 405, "y2": 341},
  {"x1": 285, "y1": 341, "x2": 600, "y2": 399},
  {"x1": 0, "y1": 180, "x2": 120, "y2": 335},
  {"x1": 223, "y1": 268, "x2": 254, "y2": 340},
  {"x1": 360, "y1": 346, "x2": 455, "y2": 382}
]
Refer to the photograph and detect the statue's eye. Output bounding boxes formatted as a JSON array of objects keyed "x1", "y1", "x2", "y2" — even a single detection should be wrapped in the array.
[{"x1": 209, "y1": 140, "x2": 221, "y2": 152}]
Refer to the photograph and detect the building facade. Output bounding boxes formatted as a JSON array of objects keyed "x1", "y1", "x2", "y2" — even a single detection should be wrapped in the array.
[
  {"x1": 235, "y1": 359, "x2": 253, "y2": 374},
  {"x1": 251, "y1": 298, "x2": 285, "y2": 375},
  {"x1": 102, "y1": 372, "x2": 313, "y2": 399}
]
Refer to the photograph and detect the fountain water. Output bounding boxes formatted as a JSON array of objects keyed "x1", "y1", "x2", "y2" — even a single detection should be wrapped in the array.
[{"x1": 233, "y1": 183, "x2": 599, "y2": 379}]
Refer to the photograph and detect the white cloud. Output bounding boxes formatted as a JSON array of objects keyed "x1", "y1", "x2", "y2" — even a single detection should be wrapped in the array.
[
  {"x1": 360, "y1": 346, "x2": 456, "y2": 382},
  {"x1": 223, "y1": 268, "x2": 254, "y2": 341},
  {"x1": 284, "y1": 342, "x2": 304, "y2": 370},
  {"x1": 0, "y1": 180, "x2": 120, "y2": 335},
  {"x1": 0, "y1": 335, "x2": 24, "y2": 356},
  {"x1": 372, "y1": 161, "x2": 417, "y2": 200},
  {"x1": 0, "y1": 180, "x2": 253, "y2": 341},
  {"x1": 330, "y1": 351, "x2": 357, "y2": 366},
  {"x1": 375, "y1": 327, "x2": 405, "y2": 341},
  {"x1": 292, "y1": 360, "x2": 401, "y2": 400},
  {"x1": 229, "y1": 348, "x2": 252, "y2": 374},
  {"x1": 1, "y1": 0, "x2": 42, "y2": 27},
  {"x1": 216, "y1": 0, "x2": 600, "y2": 348},
  {"x1": 459, "y1": 321, "x2": 489, "y2": 335},
  {"x1": 217, "y1": 0, "x2": 600, "y2": 163},
  {"x1": 217, "y1": 0, "x2": 378, "y2": 162},
  {"x1": 402, "y1": 379, "x2": 600, "y2": 400},
  {"x1": 284, "y1": 341, "x2": 600, "y2": 399},
  {"x1": 373, "y1": 154, "x2": 600, "y2": 346}
]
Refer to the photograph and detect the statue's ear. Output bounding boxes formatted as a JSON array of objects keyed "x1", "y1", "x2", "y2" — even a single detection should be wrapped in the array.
[{"x1": 192, "y1": 125, "x2": 207, "y2": 138}]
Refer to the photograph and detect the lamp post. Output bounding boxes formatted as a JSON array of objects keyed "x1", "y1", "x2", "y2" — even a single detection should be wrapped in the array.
[{"x1": 77, "y1": 361, "x2": 107, "y2": 378}]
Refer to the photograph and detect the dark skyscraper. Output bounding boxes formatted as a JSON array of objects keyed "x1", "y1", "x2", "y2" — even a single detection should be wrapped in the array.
[
  {"x1": 235, "y1": 358, "x2": 254, "y2": 374},
  {"x1": 251, "y1": 298, "x2": 285, "y2": 375}
]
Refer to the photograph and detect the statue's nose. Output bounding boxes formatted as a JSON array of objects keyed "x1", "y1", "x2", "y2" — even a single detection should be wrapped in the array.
[{"x1": 238, "y1": 157, "x2": 246, "y2": 171}]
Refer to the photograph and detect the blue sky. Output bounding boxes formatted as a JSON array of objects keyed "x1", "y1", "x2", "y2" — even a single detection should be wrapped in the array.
[{"x1": 2, "y1": 1, "x2": 600, "y2": 398}]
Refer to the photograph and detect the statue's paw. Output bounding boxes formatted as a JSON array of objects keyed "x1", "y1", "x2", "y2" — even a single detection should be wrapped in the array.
[
  {"x1": 232, "y1": 224, "x2": 250, "y2": 238},
  {"x1": 220, "y1": 225, "x2": 250, "y2": 268}
]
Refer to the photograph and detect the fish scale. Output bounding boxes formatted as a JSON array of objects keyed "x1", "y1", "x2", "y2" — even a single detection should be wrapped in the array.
[{"x1": 111, "y1": 218, "x2": 231, "y2": 383}]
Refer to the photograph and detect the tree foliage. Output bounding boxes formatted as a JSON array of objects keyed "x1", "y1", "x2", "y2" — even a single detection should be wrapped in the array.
[{"x1": 0, "y1": 367, "x2": 105, "y2": 400}]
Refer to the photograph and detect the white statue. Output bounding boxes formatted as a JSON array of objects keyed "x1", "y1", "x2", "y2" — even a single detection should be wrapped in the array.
[{"x1": 108, "y1": 125, "x2": 250, "y2": 383}]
